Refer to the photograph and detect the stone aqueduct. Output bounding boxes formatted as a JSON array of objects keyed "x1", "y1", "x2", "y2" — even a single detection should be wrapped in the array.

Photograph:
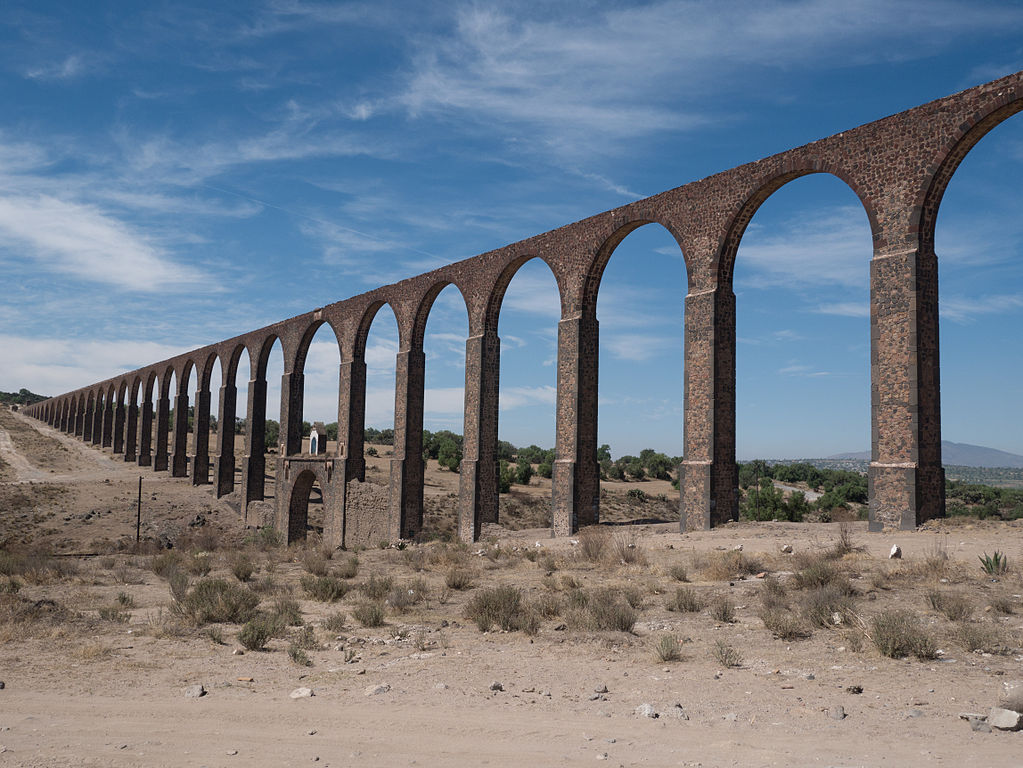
[{"x1": 24, "y1": 71, "x2": 1023, "y2": 547}]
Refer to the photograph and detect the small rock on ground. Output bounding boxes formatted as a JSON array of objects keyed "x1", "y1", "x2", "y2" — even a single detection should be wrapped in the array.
[
  {"x1": 364, "y1": 683, "x2": 390, "y2": 697},
  {"x1": 988, "y1": 707, "x2": 1023, "y2": 731},
  {"x1": 184, "y1": 684, "x2": 206, "y2": 698},
  {"x1": 830, "y1": 705, "x2": 847, "y2": 721},
  {"x1": 290, "y1": 687, "x2": 314, "y2": 699},
  {"x1": 489, "y1": 681, "x2": 504, "y2": 692},
  {"x1": 635, "y1": 704, "x2": 658, "y2": 719}
]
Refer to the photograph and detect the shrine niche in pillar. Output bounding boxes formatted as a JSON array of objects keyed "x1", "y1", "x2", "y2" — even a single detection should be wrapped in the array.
[{"x1": 309, "y1": 422, "x2": 327, "y2": 456}]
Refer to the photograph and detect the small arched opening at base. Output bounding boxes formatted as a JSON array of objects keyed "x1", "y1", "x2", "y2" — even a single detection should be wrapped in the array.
[{"x1": 287, "y1": 469, "x2": 324, "y2": 544}]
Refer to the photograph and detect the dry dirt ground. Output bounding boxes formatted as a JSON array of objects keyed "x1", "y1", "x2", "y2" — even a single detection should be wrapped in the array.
[{"x1": 2, "y1": 408, "x2": 1023, "y2": 768}]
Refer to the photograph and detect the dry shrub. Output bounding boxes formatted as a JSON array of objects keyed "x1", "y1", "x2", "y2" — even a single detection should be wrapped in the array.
[
  {"x1": 578, "y1": 588, "x2": 637, "y2": 632},
  {"x1": 827, "y1": 524, "x2": 866, "y2": 559},
  {"x1": 667, "y1": 586, "x2": 703, "y2": 613},
  {"x1": 184, "y1": 552, "x2": 212, "y2": 577},
  {"x1": 149, "y1": 551, "x2": 182, "y2": 579},
  {"x1": 176, "y1": 578, "x2": 259, "y2": 625},
  {"x1": 465, "y1": 585, "x2": 524, "y2": 632},
  {"x1": 709, "y1": 596, "x2": 736, "y2": 623},
  {"x1": 360, "y1": 574, "x2": 394, "y2": 601},
  {"x1": 387, "y1": 579, "x2": 428, "y2": 613},
  {"x1": 655, "y1": 634, "x2": 684, "y2": 662},
  {"x1": 403, "y1": 548, "x2": 427, "y2": 572},
  {"x1": 791, "y1": 557, "x2": 851, "y2": 591},
  {"x1": 145, "y1": 608, "x2": 190, "y2": 639},
  {"x1": 712, "y1": 639, "x2": 742, "y2": 667},
  {"x1": 168, "y1": 571, "x2": 190, "y2": 603},
  {"x1": 352, "y1": 601, "x2": 386, "y2": 627},
  {"x1": 667, "y1": 563, "x2": 689, "y2": 582},
  {"x1": 612, "y1": 533, "x2": 646, "y2": 565},
  {"x1": 926, "y1": 590, "x2": 972, "y2": 621},
  {"x1": 230, "y1": 553, "x2": 255, "y2": 582},
  {"x1": 113, "y1": 565, "x2": 145, "y2": 585},
  {"x1": 534, "y1": 592, "x2": 562, "y2": 618},
  {"x1": 0, "y1": 550, "x2": 79, "y2": 584},
  {"x1": 445, "y1": 567, "x2": 475, "y2": 590},
  {"x1": 237, "y1": 613, "x2": 285, "y2": 651},
  {"x1": 269, "y1": 597, "x2": 303, "y2": 626},
  {"x1": 427, "y1": 542, "x2": 470, "y2": 568},
  {"x1": 74, "y1": 642, "x2": 112, "y2": 661},
  {"x1": 302, "y1": 549, "x2": 330, "y2": 577},
  {"x1": 870, "y1": 610, "x2": 937, "y2": 659},
  {"x1": 801, "y1": 585, "x2": 857, "y2": 628},
  {"x1": 300, "y1": 574, "x2": 350, "y2": 602},
  {"x1": 702, "y1": 550, "x2": 764, "y2": 581},
  {"x1": 759, "y1": 604, "x2": 810, "y2": 639},
  {"x1": 98, "y1": 604, "x2": 131, "y2": 623},
  {"x1": 577, "y1": 526, "x2": 611, "y2": 562},
  {"x1": 321, "y1": 612, "x2": 347, "y2": 633},
  {"x1": 336, "y1": 556, "x2": 360, "y2": 579},
  {"x1": 988, "y1": 594, "x2": 1015, "y2": 615},
  {"x1": 951, "y1": 621, "x2": 1008, "y2": 653},
  {"x1": 537, "y1": 553, "x2": 558, "y2": 573}
]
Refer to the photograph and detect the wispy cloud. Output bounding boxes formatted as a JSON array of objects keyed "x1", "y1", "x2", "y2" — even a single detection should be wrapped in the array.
[
  {"x1": 813, "y1": 302, "x2": 869, "y2": 318},
  {"x1": 941, "y1": 293, "x2": 1023, "y2": 323},
  {"x1": 734, "y1": 205, "x2": 872, "y2": 289},
  {"x1": 604, "y1": 333, "x2": 678, "y2": 362},
  {"x1": 0, "y1": 194, "x2": 208, "y2": 292},
  {"x1": 23, "y1": 54, "x2": 94, "y2": 82}
]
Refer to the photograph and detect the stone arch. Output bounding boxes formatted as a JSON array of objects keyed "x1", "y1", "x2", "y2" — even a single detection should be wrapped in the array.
[
  {"x1": 295, "y1": 318, "x2": 343, "y2": 374},
  {"x1": 411, "y1": 280, "x2": 472, "y2": 349},
  {"x1": 354, "y1": 301, "x2": 400, "y2": 357},
  {"x1": 223, "y1": 342, "x2": 249, "y2": 384},
  {"x1": 198, "y1": 350, "x2": 220, "y2": 391},
  {"x1": 918, "y1": 93, "x2": 1023, "y2": 251},
  {"x1": 253, "y1": 334, "x2": 282, "y2": 381},
  {"x1": 484, "y1": 253, "x2": 565, "y2": 331},
  {"x1": 583, "y1": 217, "x2": 691, "y2": 317},
  {"x1": 716, "y1": 166, "x2": 880, "y2": 289}
]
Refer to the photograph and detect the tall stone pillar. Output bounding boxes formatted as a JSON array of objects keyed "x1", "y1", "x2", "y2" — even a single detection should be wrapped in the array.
[
  {"x1": 191, "y1": 388, "x2": 211, "y2": 485},
  {"x1": 82, "y1": 401, "x2": 93, "y2": 442},
  {"x1": 138, "y1": 400, "x2": 153, "y2": 467},
  {"x1": 124, "y1": 403, "x2": 138, "y2": 462},
  {"x1": 868, "y1": 245, "x2": 944, "y2": 529},
  {"x1": 338, "y1": 353, "x2": 367, "y2": 481},
  {"x1": 171, "y1": 392, "x2": 190, "y2": 477},
  {"x1": 390, "y1": 346, "x2": 425, "y2": 540},
  {"x1": 214, "y1": 384, "x2": 237, "y2": 497},
  {"x1": 112, "y1": 402, "x2": 125, "y2": 453},
  {"x1": 679, "y1": 285, "x2": 738, "y2": 530},
  {"x1": 280, "y1": 372, "x2": 304, "y2": 456},
  {"x1": 552, "y1": 313, "x2": 600, "y2": 537},
  {"x1": 242, "y1": 378, "x2": 268, "y2": 517},
  {"x1": 458, "y1": 327, "x2": 500, "y2": 542},
  {"x1": 91, "y1": 401, "x2": 103, "y2": 445},
  {"x1": 154, "y1": 396, "x2": 170, "y2": 471},
  {"x1": 101, "y1": 401, "x2": 114, "y2": 448}
]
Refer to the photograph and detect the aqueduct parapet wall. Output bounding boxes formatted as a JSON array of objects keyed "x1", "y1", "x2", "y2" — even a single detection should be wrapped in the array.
[{"x1": 25, "y1": 71, "x2": 1023, "y2": 546}]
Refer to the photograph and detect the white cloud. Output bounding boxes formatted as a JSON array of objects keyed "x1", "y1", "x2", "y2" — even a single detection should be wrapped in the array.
[
  {"x1": 734, "y1": 205, "x2": 872, "y2": 289},
  {"x1": 813, "y1": 302, "x2": 869, "y2": 318},
  {"x1": 499, "y1": 384, "x2": 557, "y2": 410},
  {"x1": 23, "y1": 55, "x2": 90, "y2": 82},
  {"x1": 0, "y1": 194, "x2": 208, "y2": 292},
  {"x1": 0, "y1": 335, "x2": 193, "y2": 397},
  {"x1": 604, "y1": 334, "x2": 677, "y2": 362},
  {"x1": 941, "y1": 293, "x2": 1023, "y2": 323}
]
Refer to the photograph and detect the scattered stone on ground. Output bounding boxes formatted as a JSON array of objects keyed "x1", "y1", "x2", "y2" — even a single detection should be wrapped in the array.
[
  {"x1": 184, "y1": 685, "x2": 206, "y2": 699},
  {"x1": 290, "y1": 687, "x2": 314, "y2": 699},
  {"x1": 364, "y1": 684, "x2": 390, "y2": 697},
  {"x1": 988, "y1": 707, "x2": 1023, "y2": 731},
  {"x1": 830, "y1": 705, "x2": 847, "y2": 721}
]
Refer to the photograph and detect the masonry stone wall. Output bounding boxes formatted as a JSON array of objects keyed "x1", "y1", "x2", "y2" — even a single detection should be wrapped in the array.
[{"x1": 25, "y1": 71, "x2": 1023, "y2": 543}]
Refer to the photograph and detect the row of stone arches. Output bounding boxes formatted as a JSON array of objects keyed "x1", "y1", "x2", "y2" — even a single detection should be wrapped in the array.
[{"x1": 26, "y1": 71, "x2": 1023, "y2": 545}]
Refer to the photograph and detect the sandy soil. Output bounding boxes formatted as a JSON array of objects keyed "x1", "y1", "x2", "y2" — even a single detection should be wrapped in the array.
[{"x1": 2, "y1": 408, "x2": 1023, "y2": 767}]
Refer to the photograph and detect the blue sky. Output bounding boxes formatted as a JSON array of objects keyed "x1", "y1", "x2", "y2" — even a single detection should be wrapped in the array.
[{"x1": 1, "y1": 1, "x2": 1022, "y2": 460}]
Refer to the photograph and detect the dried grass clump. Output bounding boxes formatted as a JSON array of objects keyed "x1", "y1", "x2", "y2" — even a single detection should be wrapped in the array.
[
  {"x1": 237, "y1": 613, "x2": 285, "y2": 651},
  {"x1": 321, "y1": 612, "x2": 347, "y2": 633},
  {"x1": 149, "y1": 551, "x2": 182, "y2": 579},
  {"x1": 791, "y1": 557, "x2": 851, "y2": 592},
  {"x1": 801, "y1": 585, "x2": 857, "y2": 628},
  {"x1": 709, "y1": 596, "x2": 736, "y2": 624},
  {"x1": 175, "y1": 578, "x2": 259, "y2": 626},
  {"x1": 666, "y1": 586, "x2": 703, "y2": 613},
  {"x1": 360, "y1": 574, "x2": 394, "y2": 601},
  {"x1": 759, "y1": 604, "x2": 810, "y2": 640},
  {"x1": 269, "y1": 597, "x2": 303, "y2": 626},
  {"x1": 387, "y1": 579, "x2": 428, "y2": 613},
  {"x1": 352, "y1": 601, "x2": 386, "y2": 627},
  {"x1": 869, "y1": 609, "x2": 937, "y2": 660},
  {"x1": 0, "y1": 550, "x2": 79, "y2": 584},
  {"x1": 951, "y1": 622, "x2": 1008, "y2": 654},
  {"x1": 465, "y1": 585, "x2": 527, "y2": 632},
  {"x1": 335, "y1": 556, "x2": 360, "y2": 579},
  {"x1": 184, "y1": 552, "x2": 212, "y2": 577},
  {"x1": 701, "y1": 550, "x2": 764, "y2": 581},
  {"x1": 826, "y1": 524, "x2": 866, "y2": 559},
  {"x1": 445, "y1": 566, "x2": 475, "y2": 590},
  {"x1": 577, "y1": 526, "x2": 611, "y2": 562},
  {"x1": 570, "y1": 588, "x2": 638, "y2": 633},
  {"x1": 655, "y1": 634, "x2": 684, "y2": 662},
  {"x1": 925, "y1": 590, "x2": 972, "y2": 621},
  {"x1": 300, "y1": 574, "x2": 350, "y2": 602},
  {"x1": 229, "y1": 553, "x2": 255, "y2": 582},
  {"x1": 612, "y1": 534, "x2": 646, "y2": 565},
  {"x1": 302, "y1": 549, "x2": 330, "y2": 577},
  {"x1": 667, "y1": 563, "x2": 689, "y2": 582},
  {"x1": 712, "y1": 639, "x2": 742, "y2": 667}
]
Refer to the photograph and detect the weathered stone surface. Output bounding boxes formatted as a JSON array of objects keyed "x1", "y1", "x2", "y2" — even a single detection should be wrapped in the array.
[
  {"x1": 290, "y1": 687, "x2": 314, "y2": 699},
  {"x1": 988, "y1": 707, "x2": 1023, "y2": 731},
  {"x1": 364, "y1": 683, "x2": 390, "y2": 697},
  {"x1": 184, "y1": 684, "x2": 206, "y2": 698}
]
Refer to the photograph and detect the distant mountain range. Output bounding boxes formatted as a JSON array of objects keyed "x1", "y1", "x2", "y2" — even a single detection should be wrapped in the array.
[{"x1": 829, "y1": 441, "x2": 1023, "y2": 469}]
